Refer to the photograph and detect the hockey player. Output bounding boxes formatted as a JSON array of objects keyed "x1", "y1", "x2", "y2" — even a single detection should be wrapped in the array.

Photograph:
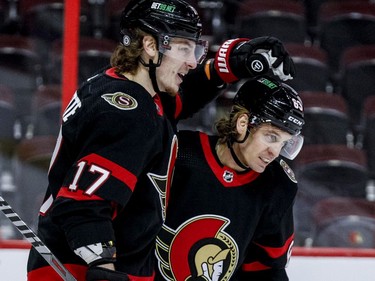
[
  {"x1": 155, "y1": 75, "x2": 304, "y2": 281},
  {"x1": 26, "y1": 0, "x2": 296, "y2": 280}
]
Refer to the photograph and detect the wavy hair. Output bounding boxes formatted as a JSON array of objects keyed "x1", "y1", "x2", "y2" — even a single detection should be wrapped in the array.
[
  {"x1": 215, "y1": 105, "x2": 250, "y2": 145},
  {"x1": 110, "y1": 28, "x2": 150, "y2": 75}
]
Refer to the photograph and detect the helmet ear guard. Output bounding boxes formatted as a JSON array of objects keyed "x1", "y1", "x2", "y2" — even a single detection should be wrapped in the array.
[{"x1": 121, "y1": 29, "x2": 133, "y2": 46}]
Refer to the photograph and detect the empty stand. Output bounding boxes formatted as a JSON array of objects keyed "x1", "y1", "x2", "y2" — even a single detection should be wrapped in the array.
[
  {"x1": 294, "y1": 144, "x2": 368, "y2": 198},
  {"x1": 14, "y1": 135, "x2": 56, "y2": 229},
  {"x1": 0, "y1": 84, "x2": 18, "y2": 239},
  {"x1": 285, "y1": 43, "x2": 330, "y2": 92},
  {"x1": 311, "y1": 197, "x2": 375, "y2": 248},
  {"x1": 362, "y1": 96, "x2": 375, "y2": 179},
  {"x1": 0, "y1": 84, "x2": 16, "y2": 155},
  {"x1": 304, "y1": 0, "x2": 370, "y2": 42},
  {"x1": 19, "y1": 0, "x2": 93, "y2": 66},
  {"x1": 317, "y1": 2, "x2": 375, "y2": 73},
  {"x1": 0, "y1": 34, "x2": 42, "y2": 136},
  {"x1": 78, "y1": 36, "x2": 116, "y2": 83},
  {"x1": 20, "y1": 0, "x2": 65, "y2": 42},
  {"x1": 339, "y1": 45, "x2": 375, "y2": 128},
  {"x1": 47, "y1": 36, "x2": 117, "y2": 84},
  {"x1": 292, "y1": 144, "x2": 368, "y2": 245},
  {"x1": 235, "y1": 0, "x2": 307, "y2": 44},
  {"x1": 106, "y1": 0, "x2": 131, "y2": 42},
  {"x1": 0, "y1": 34, "x2": 42, "y2": 93},
  {"x1": 195, "y1": 0, "x2": 236, "y2": 48},
  {"x1": 19, "y1": 0, "x2": 92, "y2": 39},
  {"x1": 299, "y1": 92, "x2": 351, "y2": 145},
  {"x1": 29, "y1": 84, "x2": 62, "y2": 137},
  {"x1": 0, "y1": 0, "x2": 20, "y2": 32},
  {"x1": 86, "y1": 0, "x2": 111, "y2": 39},
  {"x1": 0, "y1": 1, "x2": 4, "y2": 26}
]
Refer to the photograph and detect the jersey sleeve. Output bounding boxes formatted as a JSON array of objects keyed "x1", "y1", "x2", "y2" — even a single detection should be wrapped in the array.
[
  {"x1": 176, "y1": 63, "x2": 225, "y2": 121},
  {"x1": 238, "y1": 205, "x2": 294, "y2": 281},
  {"x1": 60, "y1": 101, "x2": 160, "y2": 204},
  {"x1": 238, "y1": 166, "x2": 297, "y2": 281},
  {"x1": 50, "y1": 89, "x2": 161, "y2": 250}
]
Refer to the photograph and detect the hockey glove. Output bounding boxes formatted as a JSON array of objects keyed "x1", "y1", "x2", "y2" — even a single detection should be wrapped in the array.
[
  {"x1": 212, "y1": 37, "x2": 295, "y2": 83},
  {"x1": 86, "y1": 266, "x2": 129, "y2": 281},
  {"x1": 74, "y1": 242, "x2": 126, "y2": 280}
]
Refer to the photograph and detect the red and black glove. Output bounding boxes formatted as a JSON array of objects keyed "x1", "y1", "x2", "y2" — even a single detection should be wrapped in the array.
[
  {"x1": 209, "y1": 37, "x2": 295, "y2": 83},
  {"x1": 86, "y1": 266, "x2": 129, "y2": 281}
]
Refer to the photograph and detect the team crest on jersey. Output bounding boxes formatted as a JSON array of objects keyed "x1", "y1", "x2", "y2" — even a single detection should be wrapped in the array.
[
  {"x1": 279, "y1": 159, "x2": 297, "y2": 183},
  {"x1": 156, "y1": 215, "x2": 238, "y2": 281},
  {"x1": 101, "y1": 92, "x2": 138, "y2": 110}
]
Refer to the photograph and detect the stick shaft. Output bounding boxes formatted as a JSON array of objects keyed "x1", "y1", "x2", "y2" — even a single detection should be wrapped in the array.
[{"x1": 0, "y1": 196, "x2": 77, "y2": 281}]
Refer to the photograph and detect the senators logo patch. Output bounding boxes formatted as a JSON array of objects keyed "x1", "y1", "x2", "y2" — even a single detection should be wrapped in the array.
[
  {"x1": 101, "y1": 92, "x2": 138, "y2": 110},
  {"x1": 156, "y1": 215, "x2": 238, "y2": 281}
]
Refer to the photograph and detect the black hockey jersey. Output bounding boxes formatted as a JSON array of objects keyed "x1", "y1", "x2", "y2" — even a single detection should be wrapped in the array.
[
  {"x1": 28, "y1": 68, "x2": 178, "y2": 280},
  {"x1": 155, "y1": 131, "x2": 297, "y2": 281}
]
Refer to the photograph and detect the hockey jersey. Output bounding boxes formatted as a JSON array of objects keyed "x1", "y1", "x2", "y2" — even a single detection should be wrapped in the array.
[
  {"x1": 155, "y1": 131, "x2": 297, "y2": 281},
  {"x1": 28, "y1": 68, "x2": 178, "y2": 280}
]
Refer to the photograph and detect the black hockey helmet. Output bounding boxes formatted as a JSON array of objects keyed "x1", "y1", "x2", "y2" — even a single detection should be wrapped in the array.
[
  {"x1": 120, "y1": 0, "x2": 203, "y2": 42},
  {"x1": 233, "y1": 75, "x2": 304, "y2": 136},
  {"x1": 233, "y1": 75, "x2": 305, "y2": 160},
  {"x1": 120, "y1": 0, "x2": 208, "y2": 74}
]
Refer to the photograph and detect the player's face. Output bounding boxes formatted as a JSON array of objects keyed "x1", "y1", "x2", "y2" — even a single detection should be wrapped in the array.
[
  {"x1": 156, "y1": 38, "x2": 201, "y2": 96},
  {"x1": 238, "y1": 124, "x2": 293, "y2": 173}
]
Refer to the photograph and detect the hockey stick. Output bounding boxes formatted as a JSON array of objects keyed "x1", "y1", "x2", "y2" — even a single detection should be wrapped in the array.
[{"x1": 0, "y1": 196, "x2": 77, "y2": 281}]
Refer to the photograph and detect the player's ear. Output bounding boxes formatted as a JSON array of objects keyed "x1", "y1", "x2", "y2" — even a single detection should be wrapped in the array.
[
  {"x1": 143, "y1": 35, "x2": 158, "y2": 58},
  {"x1": 236, "y1": 114, "x2": 249, "y2": 138}
]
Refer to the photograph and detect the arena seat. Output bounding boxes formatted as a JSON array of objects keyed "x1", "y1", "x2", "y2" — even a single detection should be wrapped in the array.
[
  {"x1": 361, "y1": 96, "x2": 375, "y2": 179},
  {"x1": 339, "y1": 45, "x2": 375, "y2": 128},
  {"x1": 317, "y1": 1, "x2": 375, "y2": 74},
  {"x1": 0, "y1": 34, "x2": 42, "y2": 136},
  {"x1": 14, "y1": 135, "x2": 57, "y2": 230},
  {"x1": 285, "y1": 43, "x2": 330, "y2": 92},
  {"x1": 235, "y1": 0, "x2": 307, "y2": 44},
  {"x1": 19, "y1": 0, "x2": 92, "y2": 39},
  {"x1": 106, "y1": 0, "x2": 131, "y2": 42},
  {"x1": 299, "y1": 92, "x2": 352, "y2": 146},
  {"x1": 292, "y1": 144, "x2": 368, "y2": 245},
  {"x1": 311, "y1": 197, "x2": 375, "y2": 248},
  {"x1": 47, "y1": 36, "x2": 117, "y2": 84},
  {"x1": 0, "y1": 84, "x2": 16, "y2": 153},
  {"x1": 29, "y1": 84, "x2": 62, "y2": 137}
]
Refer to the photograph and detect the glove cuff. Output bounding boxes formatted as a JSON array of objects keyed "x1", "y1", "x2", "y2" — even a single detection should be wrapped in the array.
[
  {"x1": 74, "y1": 242, "x2": 116, "y2": 265},
  {"x1": 214, "y1": 38, "x2": 249, "y2": 83},
  {"x1": 204, "y1": 59, "x2": 226, "y2": 88}
]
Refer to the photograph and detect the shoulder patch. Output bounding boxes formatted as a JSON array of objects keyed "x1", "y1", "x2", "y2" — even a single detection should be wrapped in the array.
[
  {"x1": 279, "y1": 159, "x2": 297, "y2": 183},
  {"x1": 101, "y1": 92, "x2": 138, "y2": 110}
]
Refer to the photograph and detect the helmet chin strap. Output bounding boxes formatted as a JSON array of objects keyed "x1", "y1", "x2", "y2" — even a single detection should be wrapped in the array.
[
  {"x1": 227, "y1": 129, "x2": 251, "y2": 171},
  {"x1": 139, "y1": 54, "x2": 164, "y2": 95}
]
